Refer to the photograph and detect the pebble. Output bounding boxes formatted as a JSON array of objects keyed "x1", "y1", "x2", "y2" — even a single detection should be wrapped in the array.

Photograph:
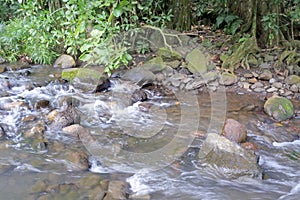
[
  {"x1": 244, "y1": 73, "x2": 253, "y2": 78},
  {"x1": 266, "y1": 87, "x2": 278, "y2": 93},
  {"x1": 269, "y1": 78, "x2": 276, "y2": 84},
  {"x1": 272, "y1": 82, "x2": 283, "y2": 89},
  {"x1": 251, "y1": 82, "x2": 264, "y2": 89},
  {"x1": 248, "y1": 78, "x2": 257, "y2": 83},
  {"x1": 254, "y1": 88, "x2": 265, "y2": 93},
  {"x1": 258, "y1": 70, "x2": 272, "y2": 80},
  {"x1": 252, "y1": 72, "x2": 259, "y2": 78},
  {"x1": 290, "y1": 84, "x2": 299, "y2": 92}
]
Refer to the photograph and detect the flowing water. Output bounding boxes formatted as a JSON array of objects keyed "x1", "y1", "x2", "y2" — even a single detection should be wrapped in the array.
[{"x1": 0, "y1": 65, "x2": 299, "y2": 199}]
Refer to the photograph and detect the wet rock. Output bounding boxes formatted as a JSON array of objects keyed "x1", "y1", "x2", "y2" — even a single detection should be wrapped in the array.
[
  {"x1": 258, "y1": 70, "x2": 272, "y2": 81},
  {"x1": 46, "y1": 109, "x2": 59, "y2": 123},
  {"x1": 138, "y1": 102, "x2": 153, "y2": 112},
  {"x1": 7, "y1": 62, "x2": 30, "y2": 71},
  {"x1": 222, "y1": 119, "x2": 247, "y2": 143},
  {"x1": 131, "y1": 89, "x2": 148, "y2": 103},
  {"x1": 49, "y1": 105, "x2": 80, "y2": 130},
  {"x1": 62, "y1": 66, "x2": 109, "y2": 93},
  {"x1": 24, "y1": 121, "x2": 46, "y2": 138},
  {"x1": 219, "y1": 72, "x2": 237, "y2": 86},
  {"x1": 185, "y1": 48, "x2": 208, "y2": 74},
  {"x1": 157, "y1": 47, "x2": 182, "y2": 61},
  {"x1": 3, "y1": 101, "x2": 26, "y2": 110},
  {"x1": 103, "y1": 181, "x2": 129, "y2": 200},
  {"x1": 122, "y1": 67, "x2": 156, "y2": 87},
  {"x1": 285, "y1": 75, "x2": 300, "y2": 85},
  {"x1": 65, "y1": 150, "x2": 89, "y2": 171},
  {"x1": 0, "y1": 65, "x2": 6, "y2": 73},
  {"x1": 0, "y1": 126, "x2": 5, "y2": 139},
  {"x1": 22, "y1": 115, "x2": 36, "y2": 122},
  {"x1": 35, "y1": 100, "x2": 50, "y2": 110},
  {"x1": 62, "y1": 124, "x2": 87, "y2": 138},
  {"x1": 264, "y1": 95, "x2": 294, "y2": 121},
  {"x1": 198, "y1": 133, "x2": 261, "y2": 179},
  {"x1": 53, "y1": 54, "x2": 76, "y2": 68}
]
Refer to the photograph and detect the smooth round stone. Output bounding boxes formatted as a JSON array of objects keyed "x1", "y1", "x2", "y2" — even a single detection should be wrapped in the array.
[
  {"x1": 266, "y1": 87, "x2": 278, "y2": 93},
  {"x1": 272, "y1": 82, "x2": 283, "y2": 89},
  {"x1": 269, "y1": 78, "x2": 276, "y2": 84},
  {"x1": 254, "y1": 88, "x2": 265, "y2": 93}
]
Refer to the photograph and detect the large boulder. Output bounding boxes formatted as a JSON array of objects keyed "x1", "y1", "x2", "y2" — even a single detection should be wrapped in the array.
[
  {"x1": 198, "y1": 133, "x2": 261, "y2": 179},
  {"x1": 62, "y1": 66, "x2": 109, "y2": 93},
  {"x1": 157, "y1": 47, "x2": 182, "y2": 62},
  {"x1": 185, "y1": 48, "x2": 208, "y2": 74},
  {"x1": 264, "y1": 95, "x2": 294, "y2": 121},
  {"x1": 219, "y1": 72, "x2": 238, "y2": 86}
]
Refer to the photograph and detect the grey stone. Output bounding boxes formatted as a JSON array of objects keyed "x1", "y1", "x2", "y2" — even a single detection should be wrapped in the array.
[
  {"x1": 219, "y1": 72, "x2": 237, "y2": 86},
  {"x1": 53, "y1": 54, "x2": 76, "y2": 68},
  {"x1": 122, "y1": 67, "x2": 156, "y2": 87},
  {"x1": 258, "y1": 70, "x2": 272, "y2": 80},
  {"x1": 269, "y1": 78, "x2": 277, "y2": 84},
  {"x1": 185, "y1": 78, "x2": 205, "y2": 90},
  {"x1": 266, "y1": 87, "x2": 278, "y2": 93},
  {"x1": 272, "y1": 82, "x2": 283, "y2": 89},
  {"x1": 254, "y1": 88, "x2": 265, "y2": 93},
  {"x1": 198, "y1": 133, "x2": 261, "y2": 179},
  {"x1": 290, "y1": 84, "x2": 299, "y2": 92}
]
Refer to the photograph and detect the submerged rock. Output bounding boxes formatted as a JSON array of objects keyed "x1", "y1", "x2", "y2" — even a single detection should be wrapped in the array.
[
  {"x1": 53, "y1": 54, "x2": 76, "y2": 68},
  {"x1": 264, "y1": 95, "x2": 294, "y2": 121},
  {"x1": 104, "y1": 180, "x2": 129, "y2": 200},
  {"x1": 198, "y1": 133, "x2": 261, "y2": 179},
  {"x1": 222, "y1": 118, "x2": 247, "y2": 143}
]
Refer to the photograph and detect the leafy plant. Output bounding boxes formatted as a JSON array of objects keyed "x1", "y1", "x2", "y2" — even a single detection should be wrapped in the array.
[{"x1": 215, "y1": 14, "x2": 243, "y2": 35}]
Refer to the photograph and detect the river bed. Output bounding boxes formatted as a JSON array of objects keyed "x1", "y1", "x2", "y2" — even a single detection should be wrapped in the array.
[{"x1": 0, "y1": 65, "x2": 299, "y2": 199}]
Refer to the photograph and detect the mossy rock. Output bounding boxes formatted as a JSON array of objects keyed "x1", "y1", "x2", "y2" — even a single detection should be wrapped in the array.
[
  {"x1": 264, "y1": 96, "x2": 294, "y2": 121},
  {"x1": 141, "y1": 56, "x2": 167, "y2": 73},
  {"x1": 61, "y1": 68, "x2": 80, "y2": 82},
  {"x1": 185, "y1": 48, "x2": 208, "y2": 74},
  {"x1": 157, "y1": 47, "x2": 182, "y2": 61}
]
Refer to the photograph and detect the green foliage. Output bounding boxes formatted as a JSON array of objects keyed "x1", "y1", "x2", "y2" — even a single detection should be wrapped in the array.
[
  {"x1": 195, "y1": 0, "x2": 242, "y2": 35},
  {"x1": 0, "y1": 0, "x2": 173, "y2": 76},
  {"x1": 215, "y1": 14, "x2": 243, "y2": 35}
]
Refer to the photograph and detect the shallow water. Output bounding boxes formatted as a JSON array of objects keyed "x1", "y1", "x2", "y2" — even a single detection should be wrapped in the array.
[{"x1": 0, "y1": 65, "x2": 299, "y2": 199}]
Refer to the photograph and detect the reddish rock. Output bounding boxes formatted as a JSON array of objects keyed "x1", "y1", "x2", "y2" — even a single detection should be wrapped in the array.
[
  {"x1": 241, "y1": 142, "x2": 258, "y2": 151},
  {"x1": 222, "y1": 118, "x2": 247, "y2": 143}
]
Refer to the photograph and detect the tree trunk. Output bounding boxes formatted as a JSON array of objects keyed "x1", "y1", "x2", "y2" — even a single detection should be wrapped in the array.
[
  {"x1": 169, "y1": 0, "x2": 192, "y2": 31},
  {"x1": 228, "y1": 0, "x2": 284, "y2": 48}
]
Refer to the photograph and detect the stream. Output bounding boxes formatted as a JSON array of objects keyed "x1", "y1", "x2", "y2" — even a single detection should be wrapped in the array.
[{"x1": 0, "y1": 65, "x2": 299, "y2": 199}]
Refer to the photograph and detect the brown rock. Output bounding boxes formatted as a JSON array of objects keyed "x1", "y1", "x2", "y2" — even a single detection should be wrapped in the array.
[
  {"x1": 285, "y1": 75, "x2": 300, "y2": 85},
  {"x1": 62, "y1": 124, "x2": 86, "y2": 138},
  {"x1": 222, "y1": 118, "x2": 247, "y2": 143},
  {"x1": 248, "y1": 78, "x2": 258, "y2": 84},
  {"x1": 241, "y1": 142, "x2": 258, "y2": 151},
  {"x1": 35, "y1": 100, "x2": 50, "y2": 110},
  {"x1": 46, "y1": 109, "x2": 59, "y2": 122}
]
